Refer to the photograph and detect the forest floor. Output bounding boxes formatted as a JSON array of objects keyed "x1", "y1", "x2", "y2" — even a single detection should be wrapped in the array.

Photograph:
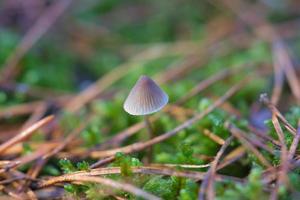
[{"x1": 0, "y1": 0, "x2": 300, "y2": 199}]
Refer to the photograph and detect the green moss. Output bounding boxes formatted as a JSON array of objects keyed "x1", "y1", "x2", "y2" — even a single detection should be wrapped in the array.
[
  {"x1": 22, "y1": 143, "x2": 33, "y2": 155},
  {"x1": 112, "y1": 152, "x2": 142, "y2": 177},
  {"x1": 141, "y1": 176, "x2": 180, "y2": 199},
  {"x1": 217, "y1": 168, "x2": 268, "y2": 200},
  {"x1": 0, "y1": 30, "x2": 19, "y2": 64},
  {"x1": 77, "y1": 161, "x2": 90, "y2": 171},
  {"x1": 42, "y1": 165, "x2": 60, "y2": 176},
  {"x1": 59, "y1": 158, "x2": 77, "y2": 174},
  {"x1": 81, "y1": 125, "x2": 103, "y2": 147},
  {"x1": 266, "y1": 106, "x2": 300, "y2": 148},
  {"x1": 179, "y1": 179, "x2": 198, "y2": 200}
]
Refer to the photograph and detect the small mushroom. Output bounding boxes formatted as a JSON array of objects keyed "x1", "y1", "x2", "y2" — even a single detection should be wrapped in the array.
[
  {"x1": 123, "y1": 75, "x2": 168, "y2": 161},
  {"x1": 123, "y1": 75, "x2": 168, "y2": 115}
]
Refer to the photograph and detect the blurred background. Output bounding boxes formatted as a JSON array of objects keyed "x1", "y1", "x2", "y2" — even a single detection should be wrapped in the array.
[
  {"x1": 1, "y1": 0, "x2": 216, "y2": 92},
  {"x1": 1, "y1": 0, "x2": 300, "y2": 144},
  {"x1": 0, "y1": 0, "x2": 299, "y2": 94},
  {"x1": 0, "y1": 1, "x2": 300, "y2": 199}
]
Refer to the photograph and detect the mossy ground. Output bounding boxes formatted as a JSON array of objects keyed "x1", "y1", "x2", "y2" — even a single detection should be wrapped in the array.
[{"x1": 0, "y1": 0, "x2": 300, "y2": 199}]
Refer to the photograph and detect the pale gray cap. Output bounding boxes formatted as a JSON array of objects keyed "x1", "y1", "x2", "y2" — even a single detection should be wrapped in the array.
[{"x1": 123, "y1": 75, "x2": 168, "y2": 115}]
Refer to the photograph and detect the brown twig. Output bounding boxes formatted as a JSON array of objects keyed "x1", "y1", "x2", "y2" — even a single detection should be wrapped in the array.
[
  {"x1": 19, "y1": 116, "x2": 92, "y2": 192},
  {"x1": 0, "y1": 176, "x2": 35, "y2": 185},
  {"x1": 217, "y1": 146, "x2": 246, "y2": 170},
  {"x1": 65, "y1": 62, "x2": 137, "y2": 113},
  {"x1": 248, "y1": 124, "x2": 281, "y2": 147},
  {"x1": 237, "y1": 131, "x2": 274, "y2": 155},
  {"x1": 220, "y1": 0, "x2": 300, "y2": 104},
  {"x1": 270, "y1": 114, "x2": 289, "y2": 200},
  {"x1": 0, "y1": 144, "x2": 55, "y2": 174},
  {"x1": 202, "y1": 129, "x2": 225, "y2": 145},
  {"x1": 274, "y1": 41, "x2": 300, "y2": 104},
  {"x1": 288, "y1": 120, "x2": 300, "y2": 161},
  {"x1": 0, "y1": 102, "x2": 44, "y2": 119},
  {"x1": 198, "y1": 136, "x2": 233, "y2": 200},
  {"x1": 176, "y1": 65, "x2": 248, "y2": 105},
  {"x1": 149, "y1": 163, "x2": 210, "y2": 169},
  {"x1": 42, "y1": 116, "x2": 92, "y2": 160},
  {"x1": 39, "y1": 175, "x2": 161, "y2": 200},
  {"x1": 0, "y1": 96, "x2": 69, "y2": 120},
  {"x1": 225, "y1": 123, "x2": 272, "y2": 168},
  {"x1": 37, "y1": 166, "x2": 243, "y2": 188},
  {"x1": 21, "y1": 103, "x2": 48, "y2": 130},
  {"x1": 271, "y1": 41, "x2": 285, "y2": 106},
  {"x1": 0, "y1": 115, "x2": 54, "y2": 154},
  {"x1": 260, "y1": 94, "x2": 297, "y2": 135}
]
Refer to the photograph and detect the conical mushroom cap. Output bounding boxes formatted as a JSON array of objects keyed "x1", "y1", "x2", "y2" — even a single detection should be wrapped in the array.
[{"x1": 123, "y1": 75, "x2": 168, "y2": 115}]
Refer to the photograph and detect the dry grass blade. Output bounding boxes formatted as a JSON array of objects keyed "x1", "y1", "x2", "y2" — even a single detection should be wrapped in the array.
[
  {"x1": 260, "y1": 94, "x2": 297, "y2": 135},
  {"x1": 19, "y1": 159, "x2": 47, "y2": 192},
  {"x1": 22, "y1": 104, "x2": 48, "y2": 130},
  {"x1": 43, "y1": 116, "x2": 92, "y2": 160},
  {"x1": 14, "y1": 147, "x2": 53, "y2": 166},
  {"x1": 0, "y1": 144, "x2": 55, "y2": 173},
  {"x1": 0, "y1": 102, "x2": 44, "y2": 119},
  {"x1": 225, "y1": 123, "x2": 272, "y2": 168},
  {"x1": 217, "y1": 146, "x2": 246, "y2": 170},
  {"x1": 219, "y1": 0, "x2": 278, "y2": 41},
  {"x1": 90, "y1": 156, "x2": 115, "y2": 168},
  {"x1": 0, "y1": 115, "x2": 54, "y2": 154},
  {"x1": 90, "y1": 79, "x2": 247, "y2": 168},
  {"x1": 0, "y1": 141, "x2": 59, "y2": 157},
  {"x1": 0, "y1": 96, "x2": 70, "y2": 120},
  {"x1": 220, "y1": 0, "x2": 300, "y2": 104},
  {"x1": 198, "y1": 136, "x2": 233, "y2": 200},
  {"x1": 206, "y1": 136, "x2": 233, "y2": 200},
  {"x1": 274, "y1": 41, "x2": 300, "y2": 104},
  {"x1": 248, "y1": 125, "x2": 281, "y2": 147},
  {"x1": 0, "y1": 0, "x2": 73, "y2": 82},
  {"x1": 154, "y1": 18, "x2": 236, "y2": 85},
  {"x1": 176, "y1": 65, "x2": 247, "y2": 105},
  {"x1": 202, "y1": 129, "x2": 225, "y2": 145},
  {"x1": 0, "y1": 171, "x2": 38, "y2": 199},
  {"x1": 39, "y1": 175, "x2": 161, "y2": 200},
  {"x1": 0, "y1": 176, "x2": 35, "y2": 185},
  {"x1": 18, "y1": 116, "x2": 92, "y2": 192},
  {"x1": 65, "y1": 62, "x2": 135, "y2": 113},
  {"x1": 271, "y1": 41, "x2": 285, "y2": 105},
  {"x1": 155, "y1": 55, "x2": 204, "y2": 85},
  {"x1": 40, "y1": 167, "x2": 205, "y2": 184},
  {"x1": 100, "y1": 119, "x2": 153, "y2": 149},
  {"x1": 270, "y1": 114, "x2": 289, "y2": 200},
  {"x1": 149, "y1": 163, "x2": 210, "y2": 169},
  {"x1": 37, "y1": 166, "x2": 243, "y2": 188},
  {"x1": 238, "y1": 131, "x2": 274, "y2": 154},
  {"x1": 288, "y1": 120, "x2": 300, "y2": 161}
]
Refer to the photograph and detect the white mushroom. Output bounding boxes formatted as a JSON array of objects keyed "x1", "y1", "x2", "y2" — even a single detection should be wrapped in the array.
[{"x1": 123, "y1": 75, "x2": 168, "y2": 116}]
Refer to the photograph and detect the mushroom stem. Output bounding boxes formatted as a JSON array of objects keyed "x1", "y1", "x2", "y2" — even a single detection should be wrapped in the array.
[
  {"x1": 144, "y1": 116, "x2": 153, "y2": 163},
  {"x1": 144, "y1": 116, "x2": 153, "y2": 137}
]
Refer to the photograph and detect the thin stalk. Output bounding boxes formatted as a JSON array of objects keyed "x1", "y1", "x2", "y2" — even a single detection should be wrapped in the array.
[{"x1": 144, "y1": 115, "x2": 154, "y2": 163}]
